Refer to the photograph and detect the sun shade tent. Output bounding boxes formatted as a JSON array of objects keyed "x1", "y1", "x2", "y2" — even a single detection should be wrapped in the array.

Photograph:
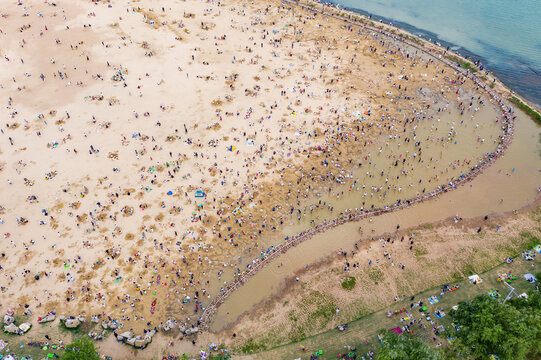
[
  {"x1": 19, "y1": 322, "x2": 32, "y2": 333},
  {"x1": 524, "y1": 273, "x2": 537, "y2": 283},
  {"x1": 4, "y1": 323, "x2": 19, "y2": 334},
  {"x1": 195, "y1": 190, "x2": 205, "y2": 198}
]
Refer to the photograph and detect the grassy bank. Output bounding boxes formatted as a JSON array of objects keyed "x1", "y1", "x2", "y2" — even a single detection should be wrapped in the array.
[
  {"x1": 447, "y1": 55, "x2": 478, "y2": 73},
  {"x1": 231, "y1": 208, "x2": 541, "y2": 357},
  {"x1": 509, "y1": 96, "x2": 541, "y2": 124},
  {"x1": 242, "y1": 251, "x2": 539, "y2": 359}
]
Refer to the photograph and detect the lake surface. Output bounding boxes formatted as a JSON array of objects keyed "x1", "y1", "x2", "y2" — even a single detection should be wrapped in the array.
[{"x1": 331, "y1": 0, "x2": 541, "y2": 108}]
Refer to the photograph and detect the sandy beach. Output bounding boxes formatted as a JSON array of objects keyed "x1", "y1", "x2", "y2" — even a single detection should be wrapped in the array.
[{"x1": 0, "y1": 0, "x2": 532, "y2": 358}]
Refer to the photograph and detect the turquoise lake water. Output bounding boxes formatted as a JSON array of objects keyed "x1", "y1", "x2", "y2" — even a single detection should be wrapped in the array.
[{"x1": 331, "y1": 0, "x2": 541, "y2": 107}]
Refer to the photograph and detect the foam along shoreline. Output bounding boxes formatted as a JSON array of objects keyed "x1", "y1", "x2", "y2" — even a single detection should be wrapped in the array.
[{"x1": 204, "y1": 0, "x2": 541, "y2": 331}]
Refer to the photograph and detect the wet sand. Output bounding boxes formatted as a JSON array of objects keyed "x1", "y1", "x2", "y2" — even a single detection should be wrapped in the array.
[{"x1": 210, "y1": 106, "x2": 540, "y2": 331}]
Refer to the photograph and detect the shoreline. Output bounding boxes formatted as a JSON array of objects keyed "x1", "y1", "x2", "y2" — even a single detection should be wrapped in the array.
[
  {"x1": 324, "y1": 0, "x2": 541, "y2": 111},
  {"x1": 199, "y1": 0, "x2": 520, "y2": 330},
  {"x1": 296, "y1": 0, "x2": 541, "y2": 116}
]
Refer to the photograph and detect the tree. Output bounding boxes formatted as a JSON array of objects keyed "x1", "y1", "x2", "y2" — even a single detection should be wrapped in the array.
[
  {"x1": 60, "y1": 337, "x2": 100, "y2": 360},
  {"x1": 377, "y1": 332, "x2": 444, "y2": 360},
  {"x1": 449, "y1": 293, "x2": 540, "y2": 360}
]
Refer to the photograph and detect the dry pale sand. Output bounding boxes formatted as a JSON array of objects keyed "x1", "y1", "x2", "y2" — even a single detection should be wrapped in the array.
[{"x1": 0, "y1": 0, "x2": 512, "y2": 352}]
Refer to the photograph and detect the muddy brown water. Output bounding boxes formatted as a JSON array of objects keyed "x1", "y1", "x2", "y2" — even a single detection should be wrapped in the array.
[{"x1": 210, "y1": 108, "x2": 540, "y2": 332}]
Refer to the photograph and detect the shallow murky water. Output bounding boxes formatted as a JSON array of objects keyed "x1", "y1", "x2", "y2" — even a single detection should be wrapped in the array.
[
  {"x1": 210, "y1": 108, "x2": 540, "y2": 331},
  {"x1": 273, "y1": 95, "x2": 504, "y2": 234}
]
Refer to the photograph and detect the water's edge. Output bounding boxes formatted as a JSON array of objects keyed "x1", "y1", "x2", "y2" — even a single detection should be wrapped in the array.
[{"x1": 328, "y1": 0, "x2": 541, "y2": 109}]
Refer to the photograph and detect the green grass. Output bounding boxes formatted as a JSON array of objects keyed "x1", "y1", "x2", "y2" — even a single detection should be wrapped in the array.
[
  {"x1": 12, "y1": 314, "x2": 29, "y2": 325},
  {"x1": 461, "y1": 263, "x2": 476, "y2": 276},
  {"x1": 448, "y1": 55, "x2": 478, "y2": 73},
  {"x1": 450, "y1": 272, "x2": 463, "y2": 282},
  {"x1": 341, "y1": 276, "x2": 356, "y2": 290},
  {"x1": 422, "y1": 224, "x2": 434, "y2": 230},
  {"x1": 509, "y1": 96, "x2": 541, "y2": 124},
  {"x1": 368, "y1": 268, "x2": 383, "y2": 284},
  {"x1": 239, "y1": 338, "x2": 267, "y2": 354},
  {"x1": 283, "y1": 291, "x2": 337, "y2": 342},
  {"x1": 414, "y1": 247, "x2": 429, "y2": 256},
  {"x1": 58, "y1": 320, "x2": 97, "y2": 338},
  {"x1": 406, "y1": 35, "x2": 425, "y2": 47},
  {"x1": 518, "y1": 231, "x2": 540, "y2": 249},
  {"x1": 1, "y1": 341, "x2": 61, "y2": 360},
  {"x1": 246, "y1": 255, "x2": 539, "y2": 360},
  {"x1": 288, "y1": 325, "x2": 307, "y2": 343}
]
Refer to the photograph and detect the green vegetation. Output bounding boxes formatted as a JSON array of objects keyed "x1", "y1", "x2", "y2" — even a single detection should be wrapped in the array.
[
  {"x1": 519, "y1": 231, "x2": 540, "y2": 249},
  {"x1": 239, "y1": 337, "x2": 267, "y2": 354},
  {"x1": 414, "y1": 247, "x2": 429, "y2": 256},
  {"x1": 450, "y1": 272, "x2": 462, "y2": 282},
  {"x1": 448, "y1": 55, "x2": 478, "y2": 73},
  {"x1": 399, "y1": 33, "x2": 424, "y2": 47},
  {"x1": 235, "y1": 214, "x2": 541, "y2": 359},
  {"x1": 449, "y1": 291, "x2": 541, "y2": 360},
  {"x1": 341, "y1": 276, "x2": 356, "y2": 290},
  {"x1": 378, "y1": 332, "x2": 444, "y2": 360},
  {"x1": 461, "y1": 262, "x2": 476, "y2": 276},
  {"x1": 235, "y1": 252, "x2": 539, "y2": 360},
  {"x1": 58, "y1": 320, "x2": 97, "y2": 338},
  {"x1": 206, "y1": 353, "x2": 232, "y2": 360},
  {"x1": 60, "y1": 338, "x2": 99, "y2": 360},
  {"x1": 286, "y1": 291, "x2": 337, "y2": 342},
  {"x1": 368, "y1": 267, "x2": 383, "y2": 284},
  {"x1": 509, "y1": 96, "x2": 541, "y2": 124}
]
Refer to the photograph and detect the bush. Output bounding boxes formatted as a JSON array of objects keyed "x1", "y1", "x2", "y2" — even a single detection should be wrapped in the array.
[
  {"x1": 378, "y1": 332, "x2": 444, "y2": 360},
  {"x1": 60, "y1": 338, "x2": 100, "y2": 360},
  {"x1": 449, "y1": 293, "x2": 540, "y2": 359},
  {"x1": 341, "y1": 276, "x2": 356, "y2": 290}
]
